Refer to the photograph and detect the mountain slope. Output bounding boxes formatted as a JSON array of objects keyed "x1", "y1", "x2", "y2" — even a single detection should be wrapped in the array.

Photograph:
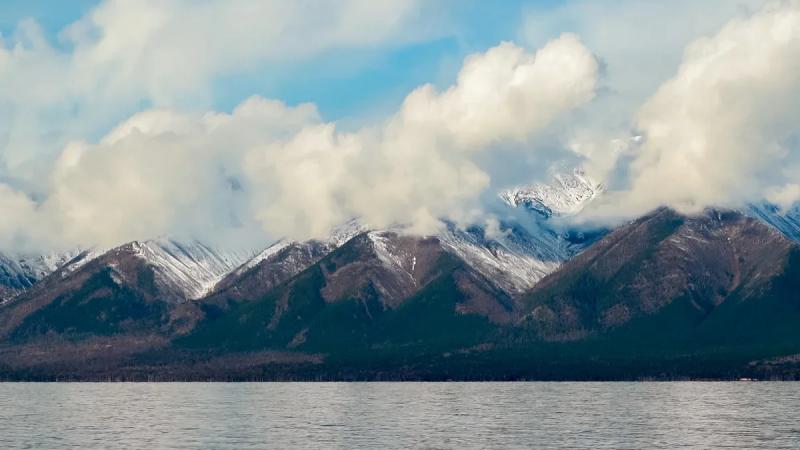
[
  {"x1": 0, "y1": 254, "x2": 35, "y2": 302},
  {"x1": 206, "y1": 214, "x2": 590, "y2": 310},
  {"x1": 0, "y1": 239, "x2": 254, "y2": 341},
  {"x1": 0, "y1": 170, "x2": 599, "y2": 305},
  {"x1": 519, "y1": 208, "x2": 800, "y2": 347},
  {"x1": 207, "y1": 171, "x2": 604, "y2": 304},
  {"x1": 12, "y1": 167, "x2": 800, "y2": 379},
  {"x1": 439, "y1": 221, "x2": 578, "y2": 295},
  {"x1": 747, "y1": 202, "x2": 800, "y2": 242},
  {"x1": 126, "y1": 239, "x2": 254, "y2": 300},
  {"x1": 207, "y1": 240, "x2": 334, "y2": 304},
  {"x1": 206, "y1": 221, "x2": 365, "y2": 304},
  {"x1": 183, "y1": 231, "x2": 510, "y2": 354},
  {"x1": 0, "y1": 250, "x2": 83, "y2": 302},
  {"x1": 0, "y1": 238, "x2": 252, "y2": 304},
  {"x1": 3, "y1": 207, "x2": 800, "y2": 379},
  {"x1": 177, "y1": 209, "x2": 800, "y2": 380},
  {"x1": 0, "y1": 245, "x2": 172, "y2": 342}
]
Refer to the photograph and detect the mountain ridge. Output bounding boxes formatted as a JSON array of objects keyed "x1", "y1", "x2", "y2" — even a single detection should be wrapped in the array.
[{"x1": 3, "y1": 169, "x2": 800, "y2": 379}]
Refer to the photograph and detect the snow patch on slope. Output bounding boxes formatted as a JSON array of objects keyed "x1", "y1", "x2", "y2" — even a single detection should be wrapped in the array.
[
  {"x1": 236, "y1": 219, "x2": 367, "y2": 277},
  {"x1": 434, "y1": 168, "x2": 606, "y2": 294},
  {"x1": 234, "y1": 240, "x2": 293, "y2": 276},
  {"x1": 1, "y1": 249, "x2": 85, "y2": 299},
  {"x1": 746, "y1": 202, "x2": 800, "y2": 242},
  {"x1": 327, "y1": 219, "x2": 368, "y2": 246},
  {"x1": 129, "y1": 239, "x2": 254, "y2": 299},
  {"x1": 60, "y1": 249, "x2": 107, "y2": 276},
  {"x1": 367, "y1": 231, "x2": 404, "y2": 270},
  {"x1": 438, "y1": 222, "x2": 572, "y2": 294},
  {"x1": 17, "y1": 250, "x2": 84, "y2": 280}
]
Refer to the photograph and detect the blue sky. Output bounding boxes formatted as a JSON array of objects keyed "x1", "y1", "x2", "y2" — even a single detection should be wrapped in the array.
[
  {"x1": 216, "y1": 0, "x2": 564, "y2": 121},
  {"x1": 3, "y1": 0, "x2": 798, "y2": 251},
  {"x1": 0, "y1": 1, "x2": 96, "y2": 35},
  {"x1": 0, "y1": 0, "x2": 568, "y2": 123}
]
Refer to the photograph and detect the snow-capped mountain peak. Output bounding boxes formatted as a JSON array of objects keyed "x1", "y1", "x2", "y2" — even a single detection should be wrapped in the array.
[{"x1": 500, "y1": 169, "x2": 602, "y2": 219}]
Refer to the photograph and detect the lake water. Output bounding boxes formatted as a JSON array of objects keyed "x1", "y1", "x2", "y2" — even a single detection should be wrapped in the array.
[{"x1": 0, "y1": 382, "x2": 798, "y2": 449}]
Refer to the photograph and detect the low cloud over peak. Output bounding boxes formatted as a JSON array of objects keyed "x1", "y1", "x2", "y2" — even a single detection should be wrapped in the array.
[
  {"x1": 0, "y1": 34, "x2": 599, "y2": 251},
  {"x1": 583, "y1": 1, "x2": 800, "y2": 221},
  {"x1": 2, "y1": 0, "x2": 800, "y2": 253}
]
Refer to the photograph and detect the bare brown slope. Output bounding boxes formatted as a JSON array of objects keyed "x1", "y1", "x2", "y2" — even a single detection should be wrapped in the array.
[
  {"x1": 0, "y1": 245, "x2": 186, "y2": 342},
  {"x1": 520, "y1": 208, "x2": 798, "y2": 341},
  {"x1": 206, "y1": 240, "x2": 334, "y2": 305}
]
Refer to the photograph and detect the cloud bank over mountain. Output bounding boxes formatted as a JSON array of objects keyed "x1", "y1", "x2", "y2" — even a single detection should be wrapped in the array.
[
  {"x1": 0, "y1": 33, "x2": 599, "y2": 251},
  {"x1": 583, "y1": 1, "x2": 800, "y2": 221},
  {"x1": 0, "y1": 0, "x2": 427, "y2": 181},
  {"x1": 1, "y1": 0, "x2": 800, "y2": 251}
]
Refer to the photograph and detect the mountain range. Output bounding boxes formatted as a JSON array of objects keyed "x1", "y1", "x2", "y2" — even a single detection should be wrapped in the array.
[{"x1": 2, "y1": 170, "x2": 800, "y2": 380}]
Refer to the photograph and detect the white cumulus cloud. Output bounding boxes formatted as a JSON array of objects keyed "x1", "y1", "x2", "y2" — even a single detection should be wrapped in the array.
[
  {"x1": 0, "y1": 34, "x2": 599, "y2": 251},
  {"x1": 582, "y1": 1, "x2": 800, "y2": 220},
  {"x1": 0, "y1": 0, "x2": 425, "y2": 184}
]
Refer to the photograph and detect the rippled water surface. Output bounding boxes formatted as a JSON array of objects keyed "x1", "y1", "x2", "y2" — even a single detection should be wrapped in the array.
[{"x1": 1, "y1": 382, "x2": 799, "y2": 449}]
